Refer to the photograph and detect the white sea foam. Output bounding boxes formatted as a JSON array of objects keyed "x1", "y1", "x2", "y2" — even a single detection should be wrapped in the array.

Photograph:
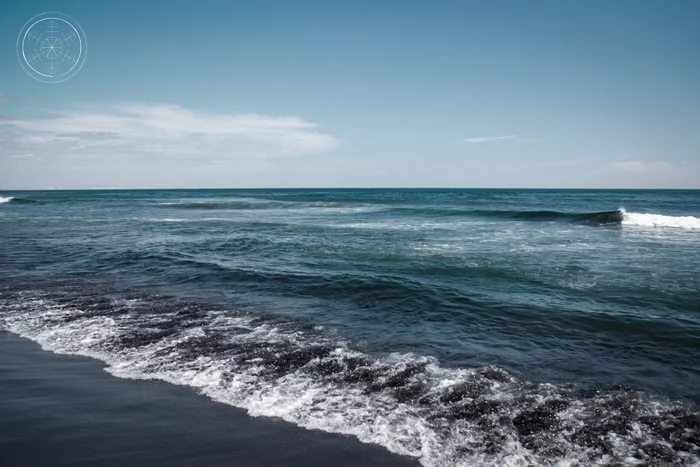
[
  {"x1": 0, "y1": 196, "x2": 14, "y2": 203},
  {"x1": 619, "y1": 208, "x2": 700, "y2": 229},
  {"x1": 1, "y1": 292, "x2": 698, "y2": 467}
]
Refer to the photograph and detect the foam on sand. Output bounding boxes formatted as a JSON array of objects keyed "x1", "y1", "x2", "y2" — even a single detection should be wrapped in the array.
[{"x1": 1, "y1": 285, "x2": 698, "y2": 467}]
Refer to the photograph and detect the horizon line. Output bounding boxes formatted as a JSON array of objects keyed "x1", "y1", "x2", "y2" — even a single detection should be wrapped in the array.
[{"x1": 2, "y1": 187, "x2": 700, "y2": 191}]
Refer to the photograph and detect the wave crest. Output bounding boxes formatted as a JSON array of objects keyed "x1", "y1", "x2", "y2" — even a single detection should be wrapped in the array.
[
  {"x1": 473, "y1": 209, "x2": 623, "y2": 225},
  {"x1": 440, "y1": 208, "x2": 700, "y2": 229},
  {"x1": 0, "y1": 196, "x2": 38, "y2": 204},
  {"x1": 620, "y1": 208, "x2": 700, "y2": 229}
]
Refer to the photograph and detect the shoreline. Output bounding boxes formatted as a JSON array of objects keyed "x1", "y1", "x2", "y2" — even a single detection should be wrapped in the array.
[{"x1": 0, "y1": 332, "x2": 419, "y2": 467}]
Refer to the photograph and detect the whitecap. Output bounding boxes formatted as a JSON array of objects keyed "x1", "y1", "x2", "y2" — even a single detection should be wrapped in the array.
[{"x1": 619, "y1": 208, "x2": 700, "y2": 229}]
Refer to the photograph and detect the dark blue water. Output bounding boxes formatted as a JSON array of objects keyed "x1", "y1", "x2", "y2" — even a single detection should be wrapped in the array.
[{"x1": 1, "y1": 189, "x2": 699, "y2": 466}]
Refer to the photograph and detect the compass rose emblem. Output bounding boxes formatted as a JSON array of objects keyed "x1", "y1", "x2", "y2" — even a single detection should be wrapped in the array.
[{"x1": 17, "y1": 12, "x2": 87, "y2": 83}]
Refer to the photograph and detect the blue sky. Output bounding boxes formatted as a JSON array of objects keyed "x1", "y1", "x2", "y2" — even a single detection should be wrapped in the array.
[{"x1": 1, "y1": 0, "x2": 699, "y2": 189}]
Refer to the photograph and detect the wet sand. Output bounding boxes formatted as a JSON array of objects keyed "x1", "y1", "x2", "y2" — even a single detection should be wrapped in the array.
[{"x1": 0, "y1": 332, "x2": 419, "y2": 467}]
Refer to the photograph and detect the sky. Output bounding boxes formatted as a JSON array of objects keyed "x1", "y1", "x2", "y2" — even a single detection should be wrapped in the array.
[{"x1": 1, "y1": 0, "x2": 699, "y2": 189}]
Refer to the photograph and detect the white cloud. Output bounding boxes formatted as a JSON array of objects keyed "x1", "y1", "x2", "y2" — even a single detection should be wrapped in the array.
[
  {"x1": 1, "y1": 103, "x2": 340, "y2": 163},
  {"x1": 0, "y1": 92, "x2": 6, "y2": 103},
  {"x1": 464, "y1": 134, "x2": 517, "y2": 143},
  {"x1": 608, "y1": 160, "x2": 675, "y2": 173}
]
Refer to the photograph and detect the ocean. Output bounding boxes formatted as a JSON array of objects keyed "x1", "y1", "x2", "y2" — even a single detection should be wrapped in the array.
[{"x1": 1, "y1": 188, "x2": 699, "y2": 466}]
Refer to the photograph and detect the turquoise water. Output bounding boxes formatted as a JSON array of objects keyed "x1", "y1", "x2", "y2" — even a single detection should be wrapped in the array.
[{"x1": 1, "y1": 189, "x2": 699, "y2": 465}]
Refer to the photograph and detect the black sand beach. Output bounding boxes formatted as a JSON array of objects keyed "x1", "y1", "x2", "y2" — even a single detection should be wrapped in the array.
[{"x1": 0, "y1": 332, "x2": 419, "y2": 467}]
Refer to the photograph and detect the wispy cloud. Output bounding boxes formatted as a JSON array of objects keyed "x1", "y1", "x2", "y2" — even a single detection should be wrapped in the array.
[
  {"x1": 0, "y1": 92, "x2": 7, "y2": 103},
  {"x1": 1, "y1": 103, "x2": 340, "y2": 164},
  {"x1": 608, "y1": 160, "x2": 674, "y2": 173},
  {"x1": 463, "y1": 134, "x2": 517, "y2": 143}
]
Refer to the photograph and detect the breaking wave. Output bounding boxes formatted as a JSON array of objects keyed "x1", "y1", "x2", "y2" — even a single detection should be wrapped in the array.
[
  {"x1": 414, "y1": 207, "x2": 700, "y2": 229},
  {"x1": 0, "y1": 196, "x2": 38, "y2": 204},
  {"x1": 1, "y1": 284, "x2": 698, "y2": 467},
  {"x1": 154, "y1": 200, "x2": 700, "y2": 230},
  {"x1": 620, "y1": 208, "x2": 700, "y2": 229}
]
